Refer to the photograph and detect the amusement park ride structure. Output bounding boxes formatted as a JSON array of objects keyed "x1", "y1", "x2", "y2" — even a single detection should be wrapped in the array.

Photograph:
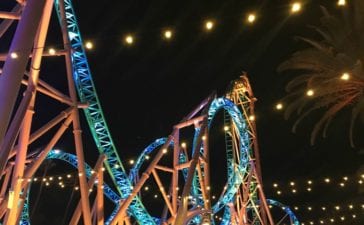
[{"x1": 0, "y1": 0, "x2": 299, "y2": 224}]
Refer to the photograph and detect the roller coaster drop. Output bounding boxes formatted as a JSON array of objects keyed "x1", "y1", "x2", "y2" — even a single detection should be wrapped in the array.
[{"x1": 0, "y1": 0, "x2": 300, "y2": 224}]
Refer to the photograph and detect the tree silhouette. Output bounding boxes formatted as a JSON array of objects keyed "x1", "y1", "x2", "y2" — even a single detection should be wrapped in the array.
[{"x1": 277, "y1": 1, "x2": 364, "y2": 147}]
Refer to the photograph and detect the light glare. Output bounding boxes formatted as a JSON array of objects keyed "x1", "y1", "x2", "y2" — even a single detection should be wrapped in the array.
[
  {"x1": 10, "y1": 52, "x2": 18, "y2": 59},
  {"x1": 276, "y1": 103, "x2": 283, "y2": 110},
  {"x1": 85, "y1": 41, "x2": 93, "y2": 49},
  {"x1": 306, "y1": 89, "x2": 314, "y2": 97},
  {"x1": 125, "y1": 35, "x2": 134, "y2": 44},
  {"x1": 247, "y1": 13, "x2": 256, "y2": 23},
  {"x1": 291, "y1": 2, "x2": 302, "y2": 13},
  {"x1": 164, "y1": 30, "x2": 173, "y2": 39},
  {"x1": 340, "y1": 72, "x2": 350, "y2": 80},
  {"x1": 205, "y1": 20, "x2": 214, "y2": 30},
  {"x1": 337, "y1": 0, "x2": 346, "y2": 6},
  {"x1": 48, "y1": 48, "x2": 56, "y2": 55}
]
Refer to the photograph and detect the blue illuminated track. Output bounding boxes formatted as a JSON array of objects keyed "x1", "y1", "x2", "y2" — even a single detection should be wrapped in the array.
[
  {"x1": 53, "y1": 0, "x2": 156, "y2": 224},
  {"x1": 207, "y1": 98, "x2": 251, "y2": 223},
  {"x1": 127, "y1": 98, "x2": 253, "y2": 225},
  {"x1": 266, "y1": 199, "x2": 300, "y2": 225},
  {"x1": 19, "y1": 150, "x2": 121, "y2": 225}
]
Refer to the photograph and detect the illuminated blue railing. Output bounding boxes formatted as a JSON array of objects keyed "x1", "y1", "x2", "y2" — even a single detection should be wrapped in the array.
[
  {"x1": 19, "y1": 149, "x2": 121, "y2": 225},
  {"x1": 53, "y1": 0, "x2": 156, "y2": 223},
  {"x1": 207, "y1": 98, "x2": 250, "y2": 220},
  {"x1": 266, "y1": 199, "x2": 300, "y2": 225}
]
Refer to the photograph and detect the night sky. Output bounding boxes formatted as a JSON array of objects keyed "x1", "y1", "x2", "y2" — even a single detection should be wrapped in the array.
[{"x1": 2, "y1": 0, "x2": 364, "y2": 224}]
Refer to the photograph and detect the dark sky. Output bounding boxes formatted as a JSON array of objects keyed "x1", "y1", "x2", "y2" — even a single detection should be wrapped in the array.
[{"x1": 2, "y1": 0, "x2": 364, "y2": 224}]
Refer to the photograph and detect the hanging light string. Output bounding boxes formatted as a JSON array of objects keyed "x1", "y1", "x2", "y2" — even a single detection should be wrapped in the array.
[{"x1": 30, "y1": 1, "x2": 347, "y2": 55}]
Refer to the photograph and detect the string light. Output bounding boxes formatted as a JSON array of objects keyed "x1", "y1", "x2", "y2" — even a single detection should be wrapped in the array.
[
  {"x1": 291, "y1": 2, "x2": 302, "y2": 13},
  {"x1": 10, "y1": 52, "x2": 18, "y2": 59},
  {"x1": 275, "y1": 103, "x2": 283, "y2": 110},
  {"x1": 85, "y1": 41, "x2": 93, "y2": 49},
  {"x1": 204, "y1": 20, "x2": 214, "y2": 31},
  {"x1": 306, "y1": 89, "x2": 314, "y2": 96},
  {"x1": 35, "y1": 1, "x2": 348, "y2": 54},
  {"x1": 125, "y1": 35, "x2": 134, "y2": 45},
  {"x1": 163, "y1": 29, "x2": 173, "y2": 39},
  {"x1": 340, "y1": 72, "x2": 350, "y2": 80},
  {"x1": 337, "y1": 0, "x2": 346, "y2": 6},
  {"x1": 48, "y1": 48, "x2": 56, "y2": 55},
  {"x1": 246, "y1": 13, "x2": 256, "y2": 24}
]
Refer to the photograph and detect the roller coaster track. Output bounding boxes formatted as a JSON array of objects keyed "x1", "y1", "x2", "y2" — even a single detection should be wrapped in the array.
[
  {"x1": 53, "y1": 0, "x2": 156, "y2": 224},
  {"x1": 0, "y1": 0, "x2": 300, "y2": 224}
]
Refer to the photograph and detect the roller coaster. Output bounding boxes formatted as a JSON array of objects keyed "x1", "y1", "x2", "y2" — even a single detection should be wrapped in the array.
[{"x1": 0, "y1": 0, "x2": 300, "y2": 224}]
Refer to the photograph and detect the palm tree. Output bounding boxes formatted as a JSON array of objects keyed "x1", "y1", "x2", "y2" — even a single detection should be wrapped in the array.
[{"x1": 277, "y1": 0, "x2": 364, "y2": 148}]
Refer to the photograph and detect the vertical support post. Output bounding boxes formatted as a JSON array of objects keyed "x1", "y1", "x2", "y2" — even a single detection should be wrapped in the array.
[
  {"x1": 57, "y1": 0, "x2": 92, "y2": 224},
  {"x1": 174, "y1": 120, "x2": 208, "y2": 225},
  {"x1": 3, "y1": 106, "x2": 33, "y2": 225},
  {"x1": 68, "y1": 154, "x2": 106, "y2": 225},
  {"x1": 96, "y1": 166, "x2": 104, "y2": 225},
  {"x1": 124, "y1": 216, "x2": 131, "y2": 225},
  {"x1": 3, "y1": 0, "x2": 54, "y2": 224},
  {"x1": 0, "y1": 0, "x2": 46, "y2": 179},
  {"x1": 172, "y1": 129, "x2": 179, "y2": 215},
  {"x1": 202, "y1": 125, "x2": 211, "y2": 211}
]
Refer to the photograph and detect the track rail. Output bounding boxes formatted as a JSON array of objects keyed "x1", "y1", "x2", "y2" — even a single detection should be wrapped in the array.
[{"x1": 53, "y1": 0, "x2": 156, "y2": 224}]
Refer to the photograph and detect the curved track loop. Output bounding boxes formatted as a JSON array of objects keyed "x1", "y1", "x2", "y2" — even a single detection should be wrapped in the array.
[
  {"x1": 0, "y1": 0, "x2": 300, "y2": 224},
  {"x1": 116, "y1": 95, "x2": 301, "y2": 225},
  {"x1": 20, "y1": 150, "x2": 121, "y2": 225},
  {"x1": 266, "y1": 199, "x2": 300, "y2": 225}
]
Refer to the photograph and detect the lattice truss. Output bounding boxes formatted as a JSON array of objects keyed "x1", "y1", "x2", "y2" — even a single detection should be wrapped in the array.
[{"x1": 0, "y1": 0, "x2": 299, "y2": 225}]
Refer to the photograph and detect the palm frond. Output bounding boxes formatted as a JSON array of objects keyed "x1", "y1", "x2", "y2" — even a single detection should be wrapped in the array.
[
  {"x1": 277, "y1": 1, "x2": 364, "y2": 147},
  {"x1": 349, "y1": 98, "x2": 364, "y2": 147},
  {"x1": 310, "y1": 93, "x2": 359, "y2": 145}
]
